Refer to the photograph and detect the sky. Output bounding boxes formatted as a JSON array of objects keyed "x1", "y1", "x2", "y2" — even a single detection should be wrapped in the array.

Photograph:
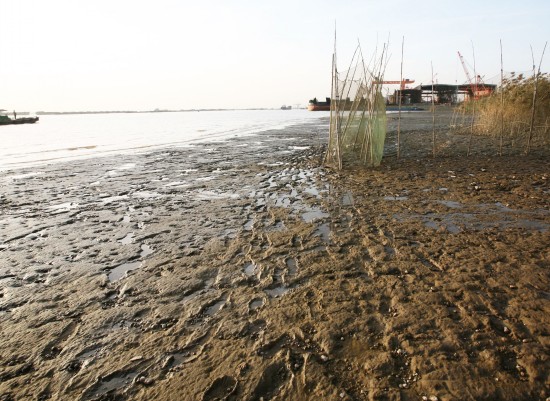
[{"x1": 1, "y1": 0, "x2": 549, "y2": 112}]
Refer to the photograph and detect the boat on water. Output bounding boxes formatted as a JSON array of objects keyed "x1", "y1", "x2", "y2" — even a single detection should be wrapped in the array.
[
  {"x1": 0, "y1": 110, "x2": 39, "y2": 125},
  {"x1": 307, "y1": 97, "x2": 331, "y2": 111},
  {"x1": 307, "y1": 97, "x2": 359, "y2": 111}
]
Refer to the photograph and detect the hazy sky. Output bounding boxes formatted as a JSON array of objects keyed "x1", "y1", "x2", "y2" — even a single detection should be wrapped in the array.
[{"x1": 1, "y1": 0, "x2": 549, "y2": 111}]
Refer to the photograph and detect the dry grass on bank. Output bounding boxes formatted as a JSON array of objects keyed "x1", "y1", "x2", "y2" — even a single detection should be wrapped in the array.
[{"x1": 455, "y1": 73, "x2": 550, "y2": 149}]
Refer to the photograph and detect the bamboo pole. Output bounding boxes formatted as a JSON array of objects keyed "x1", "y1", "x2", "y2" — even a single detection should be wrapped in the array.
[
  {"x1": 397, "y1": 36, "x2": 404, "y2": 159},
  {"x1": 527, "y1": 46, "x2": 536, "y2": 154},
  {"x1": 357, "y1": 45, "x2": 373, "y2": 162},
  {"x1": 431, "y1": 61, "x2": 436, "y2": 157},
  {"x1": 333, "y1": 26, "x2": 343, "y2": 169},
  {"x1": 325, "y1": 25, "x2": 339, "y2": 168},
  {"x1": 527, "y1": 41, "x2": 547, "y2": 154},
  {"x1": 340, "y1": 44, "x2": 363, "y2": 144},
  {"x1": 499, "y1": 39, "x2": 504, "y2": 156},
  {"x1": 335, "y1": 62, "x2": 343, "y2": 170},
  {"x1": 354, "y1": 45, "x2": 369, "y2": 152},
  {"x1": 325, "y1": 52, "x2": 336, "y2": 166},
  {"x1": 467, "y1": 41, "x2": 477, "y2": 157},
  {"x1": 369, "y1": 45, "x2": 390, "y2": 166}
]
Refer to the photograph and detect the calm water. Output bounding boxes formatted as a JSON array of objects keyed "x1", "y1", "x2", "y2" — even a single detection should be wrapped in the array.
[{"x1": 0, "y1": 109, "x2": 328, "y2": 171}]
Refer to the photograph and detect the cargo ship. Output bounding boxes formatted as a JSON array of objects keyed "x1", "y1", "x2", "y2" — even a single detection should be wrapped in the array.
[
  {"x1": 307, "y1": 97, "x2": 356, "y2": 111},
  {"x1": 307, "y1": 97, "x2": 331, "y2": 111}
]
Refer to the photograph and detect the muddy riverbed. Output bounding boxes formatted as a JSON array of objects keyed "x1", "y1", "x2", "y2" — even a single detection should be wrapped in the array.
[{"x1": 1, "y1": 109, "x2": 549, "y2": 400}]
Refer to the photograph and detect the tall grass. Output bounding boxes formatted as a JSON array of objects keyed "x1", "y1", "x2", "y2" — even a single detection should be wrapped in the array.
[{"x1": 472, "y1": 73, "x2": 550, "y2": 147}]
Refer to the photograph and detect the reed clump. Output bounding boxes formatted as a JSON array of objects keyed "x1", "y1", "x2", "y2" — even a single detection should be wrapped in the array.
[{"x1": 473, "y1": 73, "x2": 550, "y2": 143}]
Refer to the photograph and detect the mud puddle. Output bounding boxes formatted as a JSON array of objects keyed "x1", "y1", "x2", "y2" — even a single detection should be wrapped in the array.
[{"x1": 108, "y1": 244, "x2": 155, "y2": 281}]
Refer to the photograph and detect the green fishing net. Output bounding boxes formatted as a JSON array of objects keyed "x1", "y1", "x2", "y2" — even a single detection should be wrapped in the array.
[{"x1": 326, "y1": 79, "x2": 387, "y2": 169}]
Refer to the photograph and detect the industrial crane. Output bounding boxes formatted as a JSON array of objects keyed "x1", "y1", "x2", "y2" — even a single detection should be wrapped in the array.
[
  {"x1": 374, "y1": 79, "x2": 415, "y2": 90},
  {"x1": 457, "y1": 51, "x2": 490, "y2": 100}
]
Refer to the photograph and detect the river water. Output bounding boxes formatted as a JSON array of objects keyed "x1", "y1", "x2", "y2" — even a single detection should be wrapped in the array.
[{"x1": 0, "y1": 109, "x2": 328, "y2": 171}]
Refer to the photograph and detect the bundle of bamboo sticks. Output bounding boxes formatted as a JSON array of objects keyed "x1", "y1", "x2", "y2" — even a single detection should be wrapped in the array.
[{"x1": 324, "y1": 41, "x2": 389, "y2": 170}]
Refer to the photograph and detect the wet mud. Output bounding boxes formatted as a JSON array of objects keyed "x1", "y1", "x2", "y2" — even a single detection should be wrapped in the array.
[{"x1": 0, "y1": 109, "x2": 549, "y2": 400}]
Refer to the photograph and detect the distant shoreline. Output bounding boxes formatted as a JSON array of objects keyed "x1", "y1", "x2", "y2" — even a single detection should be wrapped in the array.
[{"x1": 34, "y1": 108, "x2": 283, "y2": 116}]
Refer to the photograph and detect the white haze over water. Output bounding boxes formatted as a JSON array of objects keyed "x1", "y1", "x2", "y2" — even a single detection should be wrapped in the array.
[{"x1": 0, "y1": 109, "x2": 328, "y2": 171}]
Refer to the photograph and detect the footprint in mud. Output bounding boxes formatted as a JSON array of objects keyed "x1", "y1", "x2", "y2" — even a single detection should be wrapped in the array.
[
  {"x1": 239, "y1": 319, "x2": 266, "y2": 340},
  {"x1": 288, "y1": 350, "x2": 305, "y2": 373},
  {"x1": 377, "y1": 294, "x2": 391, "y2": 315},
  {"x1": 168, "y1": 342, "x2": 206, "y2": 368},
  {"x1": 63, "y1": 347, "x2": 101, "y2": 373},
  {"x1": 169, "y1": 330, "x2": 211, "y2": 368},
  {"x1": 250, "y1": 361, "x2": 289, "y2": 401},
  {"x1": 107, "y1": 244, "x2": 154, "y2": 282},
  {"x1": 285, "y1": 257, "x2": 297, "y2": 277},
  {"x1": 256, "y1": 334, "x2": 291, "y2": 359},
  {"x1": 342, "y1": 191, "x2": 354, "y2": 206},
  {"x1": 264, "y1": 284, "x2": 291, "y2": 298},
  {"x1": 201, "y1": 375, "x2": 238, "y2": 401},
  {"x1": 205, "y1": 295, "x2": 228, "y2": 316},
  {"x1": 243, "y1": 217, "x2": 254, "y2": 231},
  {"x1": 41, "y1": 320, "x2": 79, "y2": 360},
  {"x1": 366, "y1": 316, "x2": 384, "y2": 336},
  {"x1": 118, "y1": 232, "x2": 135, "y2": 244},
  {"x1": 315, "y1": 223, "x2": 331, "y2": 245},
  {"x1": 243, "y1": 262, "x2": 258, "y2": 278},
  {"x1": 272, "y1": 264, "x2": 285, "y2": 285},
  {"x1": 291, "y1": 234, "x2": 303, "y2": 249},
  {"x1": 248, "y1": 297, "x2": 265, "y2": 312},
  {"x1": 82, "y1": 369, "x2": 139, "y2": 399},
  {"x1": 497, "y1": 349, "x2": 520, "y2": 376}
]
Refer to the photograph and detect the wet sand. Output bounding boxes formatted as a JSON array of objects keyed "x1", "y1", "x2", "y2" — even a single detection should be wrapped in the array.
[{"x1": 1, "y1": 109, "x2": 549, "y2": 400}]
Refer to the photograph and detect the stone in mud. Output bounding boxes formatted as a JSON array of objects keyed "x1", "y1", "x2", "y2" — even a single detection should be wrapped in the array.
[{"x1": 136, "y1": 376, "x2": 155, "y2": 386}]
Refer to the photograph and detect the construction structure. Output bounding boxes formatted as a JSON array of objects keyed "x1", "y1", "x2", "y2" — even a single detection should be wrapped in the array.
[
  {"x1": 386, "y1": 82, "x2": 496, "y2": 105},
  {"x1": 316, "y1": 48, "x2": 497, "y2": 109},
  {"x1": 387, "y1": 88, "x2": 422, "y2": 105},
  {"x1": 374, "y1": 79, "x2": 415, "y2": 90},
  {"x1": 418, "y1": 83, "x2": 496, "y2": 104},
  {"x1": 382, "y1": 51, "x2": 497, "y2": 105}
]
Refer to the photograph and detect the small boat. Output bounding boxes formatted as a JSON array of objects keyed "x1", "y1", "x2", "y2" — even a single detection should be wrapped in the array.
[{"x1": 0, "y1": 109, "x2": 39, "y2": 125}]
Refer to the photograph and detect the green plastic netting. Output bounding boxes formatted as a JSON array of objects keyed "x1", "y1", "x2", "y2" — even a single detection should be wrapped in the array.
[{"x1": 325, "y1": 50, "x2": 387, "y2": 169}]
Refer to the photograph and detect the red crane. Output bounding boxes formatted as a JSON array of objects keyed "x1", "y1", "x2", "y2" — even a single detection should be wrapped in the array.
[{"x1": 457, "y1": 51, "x2": 491, "y2": 100}]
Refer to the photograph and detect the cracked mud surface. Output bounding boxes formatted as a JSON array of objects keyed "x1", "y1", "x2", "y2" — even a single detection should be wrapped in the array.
[{"x1": 1, "y1": 109, "x2": 549, "y2": 400}]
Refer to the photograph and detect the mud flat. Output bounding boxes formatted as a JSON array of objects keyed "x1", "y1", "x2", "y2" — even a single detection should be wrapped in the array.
[{"x1": 0, "y1": 110, "x2": 549, "y2": 400}]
